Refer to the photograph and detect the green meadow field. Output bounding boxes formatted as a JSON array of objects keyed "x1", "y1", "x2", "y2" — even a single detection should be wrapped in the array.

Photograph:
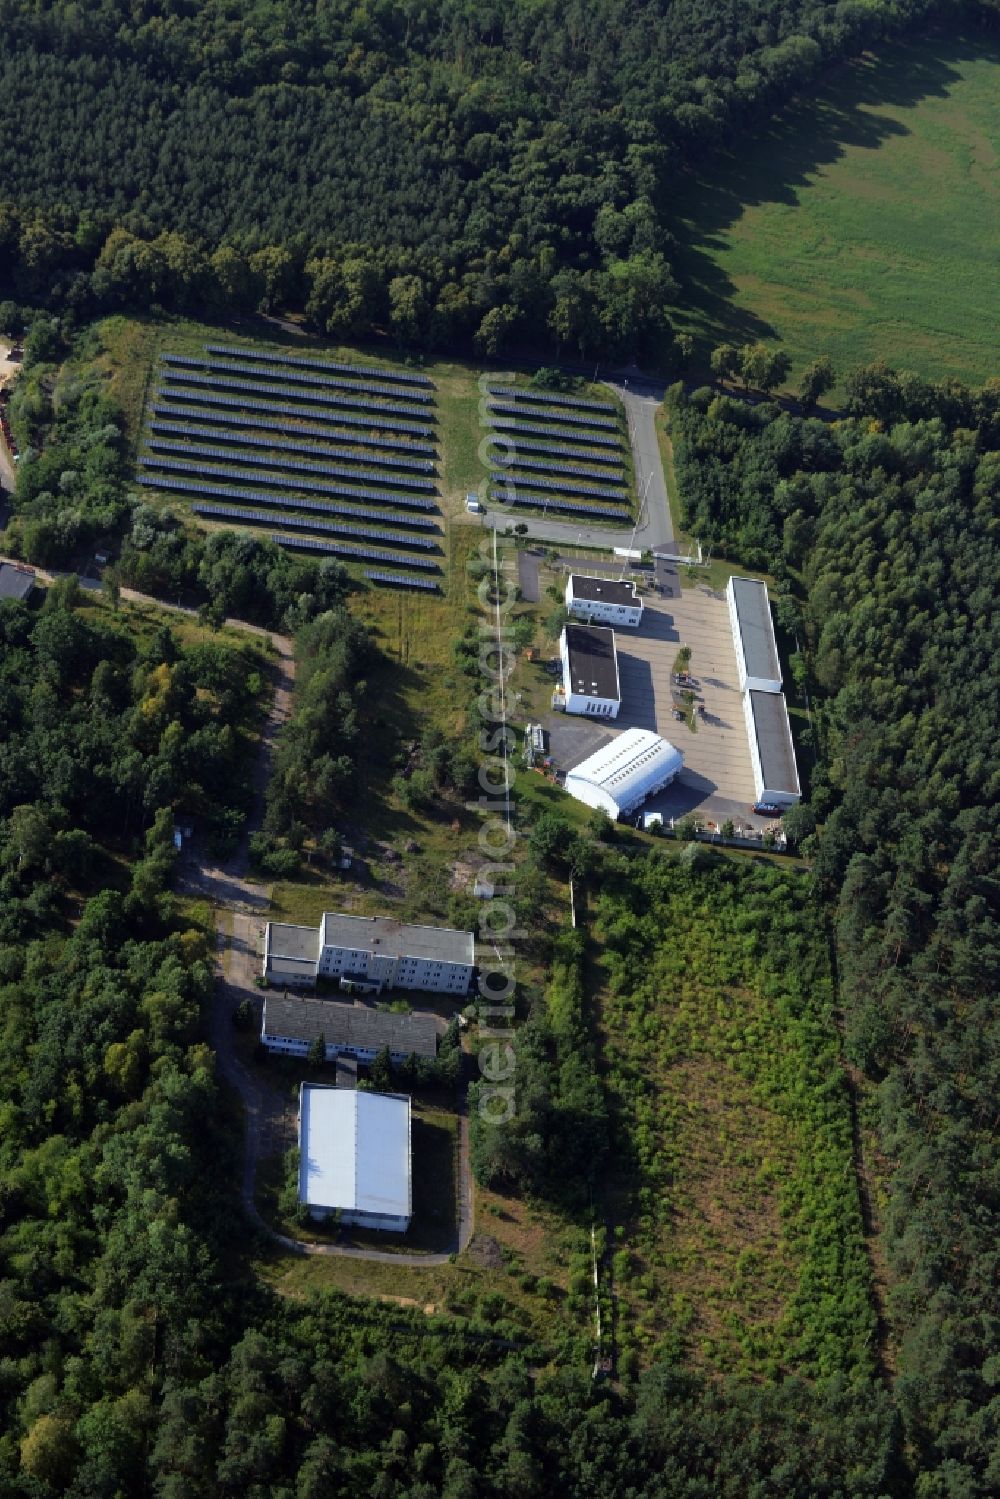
[{"x1": 669, "y1": 31, "x2": 1000, "y2": 390}]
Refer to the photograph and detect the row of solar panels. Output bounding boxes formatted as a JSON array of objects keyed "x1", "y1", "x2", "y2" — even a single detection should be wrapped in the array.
[
  {"x1": 137, "y1": 477, "x2": 438, "y2": 529},
  {"x1": 272, "y1": 533, "x2": 439, "y2": 570},
  {"x1": 204, "y1": 344, "x2": 433, "y2": 387},
  {"x1": 486, "y1": 385, "x2": 614, "y2": 414},
  {"x1": 489, "y1": 455, "x2": 625, "y2": 484},
  {"x1": 490, "y1": 415, "x2": 620, "y2": 449},
  {"x1": 487, "y1": 434, "x2": 621, "y2": 467},
  {"x1": 144, "y1": 442, "x2": 436, "y2": 492},
  {"x1": 154, "y1": 388, "x2": 434, "y2": 437},
  {"x1": 163, "y1": 354, "x2": 434, "y2": 405},
  {"x1": 489, "y1": 470, "x2": 625, "y2": 501},
  {"x1": 150, "y1": 401, "x2": 434, "y2": 449},
  {"x1": 148, "y1": 420, "x2": 435, "y2": 472},
  {"x1": 191, "y1": 504, "x2": 437, "y2": 551},
  {"x1": 139, "y1": 457, "x2": 437, "y2": 510},
  {"x1": 365, "y1": 569, "x2": 439, "y2": 591},
  {"x1": 490, "y1": 488, "x2": 629, "y2": 522},
  {"x1": 487, "y1": 400, "x2": 617, "y2": 432},
  {"x1": 161, "y1": 367, "x2": 434, "y2": 422}
]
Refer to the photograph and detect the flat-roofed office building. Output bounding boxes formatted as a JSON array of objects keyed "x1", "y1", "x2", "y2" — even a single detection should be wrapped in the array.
[
  {"x1": 557, "y1": 623, "x2": 621, "y2": 717},
  {"x1": 263, "y1": 912, "x2": 475, "y2": 996},
  {"x1": 565, "y1": 574, "x2": 643, "y2": 628}
]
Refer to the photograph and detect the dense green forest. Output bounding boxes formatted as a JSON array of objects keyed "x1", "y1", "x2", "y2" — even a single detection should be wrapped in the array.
[
  {"x1": 0, "y1": 1, "x2": 996, "y2": 1489},
  {"x1": 0, "y1": 0, "x2": 977, "y2": 359},
  {"x1": 669, "y1": 366, "x2": 1000, "y2": 1490}
]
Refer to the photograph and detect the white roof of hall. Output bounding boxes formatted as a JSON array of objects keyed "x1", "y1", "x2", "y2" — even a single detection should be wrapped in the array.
[
  {"x1": 320, "y1": 912, "x2": 474, "y2": 965},
  {"x1": 729, "y1": 576, "x2": 781, "y2": 684},
  {"x1": 299, "y1": 1085, "x2": 411, "y2": 1218},
  {"x1": 567, "y1": 728, "x2": 683, "y2": 801}
]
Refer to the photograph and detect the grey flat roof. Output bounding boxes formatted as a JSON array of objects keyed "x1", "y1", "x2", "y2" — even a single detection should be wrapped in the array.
[
  {"x1": 0, "y1": 562, "x2": 36, "y2": 601},
  {"x1": 320, "y1": 912, "x2": 474, "y2": 966},
  {"x1": 748, "y1": 690, "x2": 800, "y2": 796},
  {"x1": 267, "y1": 955, "x2": 317, "y2": 984},
  {"x1": 268, "y1": 922, "x2": 320, "y2": 963},
  {"x1": 731, "y1": 577, "x2": 781, "y2": 684},
  {"x1": 571, "y1": 574, "x2": 638, "y2": 606},
  {"x1": 265, "y1": 994, "x2": 439, "y2": 1057},
  {"x1": 564, "y1": 623, "x2": 620, "y2": 700}
]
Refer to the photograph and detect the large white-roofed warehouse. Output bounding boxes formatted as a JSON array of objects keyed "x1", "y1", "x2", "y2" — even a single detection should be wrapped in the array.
[
  {"x1": 563, "y1": 728, "x2": 683, "y2": 819},
  {"x1": 298, "y1": 1084, "x2": 412, "y2": 1232},
  {"x1": 726, "y1": 575, "x2": 782, "y2": 694}
]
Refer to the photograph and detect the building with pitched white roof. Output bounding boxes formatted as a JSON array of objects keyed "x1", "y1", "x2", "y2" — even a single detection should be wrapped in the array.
[
  {"x1": 563, "y1": 728, "x2": 683, "y2": 819},
  {"x1": 298, "y1": 1084, "x2": 411, "y2": 1232}
]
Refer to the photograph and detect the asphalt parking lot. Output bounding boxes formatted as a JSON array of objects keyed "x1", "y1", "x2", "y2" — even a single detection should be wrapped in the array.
[{"x1": 545, "y1": 584, "x2": 761, "y2": 827}]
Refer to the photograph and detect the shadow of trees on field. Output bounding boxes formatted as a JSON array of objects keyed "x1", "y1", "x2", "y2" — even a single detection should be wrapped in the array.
[{"x1": 669, "y1": 29, "x2": 1000, "y2": 352}]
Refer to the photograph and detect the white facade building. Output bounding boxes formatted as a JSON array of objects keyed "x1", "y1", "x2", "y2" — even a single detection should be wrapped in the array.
[
  {"x1": 563, "y1": 728, "x2": 683, "y2": 819},
  {"x1": 726, "y1": 576, "x2": 782, "y2": 694},
  {"x1": 557, "y1": 623, "x2": 621, "y2": 717},
  {"x1": 565, "y1": 574, "x2": 643, "y2": 628},
  {"x1": 743, "y1": 689, "x2": 801, "y2": 807},
  {"x1": 263, "y1": 912, "x2": 474, "y2": 996},
  {"x1": 298, "y1": 1085, "x2": 411, "y2": 1232}
]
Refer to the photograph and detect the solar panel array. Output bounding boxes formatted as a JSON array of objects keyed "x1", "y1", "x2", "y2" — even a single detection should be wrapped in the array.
[
  {"x1": 205, "y1": 344, "x2": 432, "y2": 387},
  {"x1": 191, "y1": 504, "x2": 437, "y2": 550},
  {"x1": 154, "y1": 388, "x2": 433, "y2": 436},
  {"x1": 489, "y1": 415, "x2": 620, "y2": 449},
  {"x1": 163, "y1": 353, "x2": 434, "y2": 404},
  {"x1": 137, "y1": 477, "x2": 437, "y2": 529},
  {"x1": 365, "y1": 570, "x2": 439, "y2": 591},
  {"x1": 492, "y1": 456, "x2": 625, "y2": 484},
  {"x1": 487, "y1": 400, "x2": 617, "y2": 432},
  {"x1": 139, "y1": 457, "x2": 435, "y2": 509},
  {"x1": 272, "y1": 534, "x2": 440, "y2": 569},
  {"x1": 148, "y1": 421, "x2": 434, "y2": 471},
  {"x1": 490, "y1": 488, "x2": 630, "y2": 522},
  {"x1": 489, "y1": 471, "x2": 626, "y2": 501},
  {"x1": 486, "y1": 385, "x2": 614, "y2": 414},
  {"x1": 486, "y1": 434, "x2": 621, "y2": 467},
  {"x1": 482, "y1": 381, "x2": 635, "y2": 525},
  {"x1": 144, "y1": 442, "x2": 436, "y2": 491},
  {"x1": 161, "y1": 366, "x2": 432, "y2": 420},
  {"x1": 150, "y1": 399, "x2": 433, "y2": 444},
  {"x1": 138, "y1": 344, "x2": 449, "y2": 590}
]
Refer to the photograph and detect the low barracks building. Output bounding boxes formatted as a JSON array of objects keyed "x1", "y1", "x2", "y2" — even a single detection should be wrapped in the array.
[
  {"x1": 263, "y1": 911, "x2": 475, "y2": 996},
  {"x1": 261, "y1": 994, "x2": 439, "y2": 1065}
]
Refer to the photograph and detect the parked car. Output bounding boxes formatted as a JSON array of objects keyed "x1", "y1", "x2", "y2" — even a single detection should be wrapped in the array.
[{"x1": 752, "y1": 801, "x2": 783, "y2": 817}]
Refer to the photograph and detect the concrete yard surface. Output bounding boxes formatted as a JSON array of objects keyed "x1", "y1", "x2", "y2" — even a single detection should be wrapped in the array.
[{"x1": 545, "y1": 585, "x2": 763, "y2": 827}]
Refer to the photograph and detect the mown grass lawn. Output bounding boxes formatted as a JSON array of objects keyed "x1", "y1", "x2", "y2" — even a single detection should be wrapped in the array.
[{"x1": 668, "y1": 30, "x2": 1000, "y2": 391}]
